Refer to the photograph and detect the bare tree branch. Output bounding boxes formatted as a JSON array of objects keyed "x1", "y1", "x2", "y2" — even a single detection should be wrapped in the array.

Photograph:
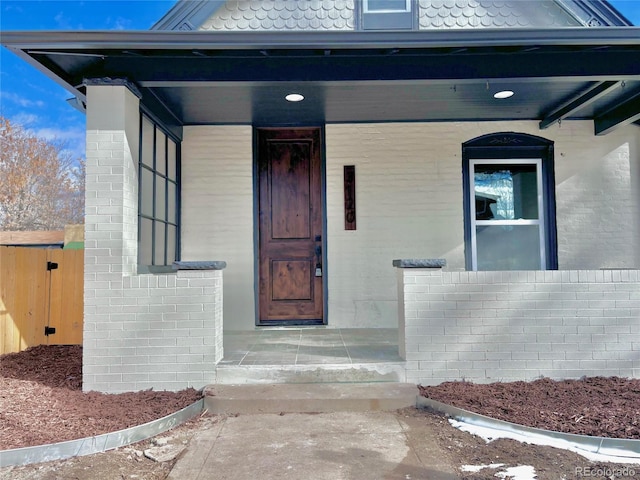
[{"x1": 0, "y1": 116, "x2": 85, "y2": 230}]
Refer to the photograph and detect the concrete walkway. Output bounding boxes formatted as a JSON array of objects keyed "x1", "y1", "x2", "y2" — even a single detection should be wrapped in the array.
[{"x1": 168, "y1": 411, "x2": 458, "y2": 480}]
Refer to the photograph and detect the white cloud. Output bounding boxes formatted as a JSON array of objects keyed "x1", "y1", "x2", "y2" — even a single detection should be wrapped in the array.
[
  {"x1": 29, "y1": 126, "x2": 86, "y2": 160},
  {"x1": 0, "y1": 91, "x2": 45, "y2": 108},
  {"x1": 34, "y1": 126, "x2": 83, "y2": 142},
  {"x1": 54, "y1": 11, "x2": 73, "y2": 29},
  {"x1": 2, "y1": 4, "x2": 24, "y2": 15},
  {"x1": 11, "y1": 112, "x2": 41, "y2": 127}
]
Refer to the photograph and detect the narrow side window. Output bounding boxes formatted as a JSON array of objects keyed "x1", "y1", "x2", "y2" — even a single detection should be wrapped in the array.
[{"x1": 138, "y1": 112, "x2": 180, "y2": 270}]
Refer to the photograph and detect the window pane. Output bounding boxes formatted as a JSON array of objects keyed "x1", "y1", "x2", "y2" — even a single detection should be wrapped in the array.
[
  {"x1": 138, "y1": 113, "x2": 180, "y2": 268},
  {"x1": 156, "y1": 130, "x2": 166, "y2": 176},
  {"x1": 167, "y1": 225, "x2": 176, "y2": 264},
  {"x1": 474, "y1": 164, "x2": 538, "y2": 220},
  {"x1": 168, "y1": 140, "x2": 177, "y2": 181},
  {"x1": 167, "y1": 181, "x2": 177, "y2": 224},
  {"x1": 476, "y1": 225, "x2": 541, "y2": 270},
  {"x1": 156, "y1": 175, "x2": 166, "y2": 221},
  {"x1": 141, "y1": 167, "x2": 154, "y2": 216},
  {"x1": 154, "y1": 222, "x2": 166, "y2": 266},
  {"x1": 141, "y1": 117, "x2": 154, "y2": 168},
  {"x1": 139, "y1": 217, "x2": 153, "y2": 266},
  {"x1": 365, "y1": 0, "x2": 409, "y2": 11}
]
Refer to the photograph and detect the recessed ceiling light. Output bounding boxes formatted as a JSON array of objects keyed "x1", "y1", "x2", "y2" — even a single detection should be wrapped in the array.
[
  {"x1": 494, "y1": 90, "x2": 514, "y2": 99},
  {"x1": 285, "y1": 93, "x2": 304, "y2": 102}
]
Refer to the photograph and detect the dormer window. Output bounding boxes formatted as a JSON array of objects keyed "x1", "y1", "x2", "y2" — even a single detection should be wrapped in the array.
[
  {"x1": 361, "y1": 0, "x2": 415, "y2": 30},
  {"x1": 364, "y1": 0, "x2": 411, "y2": 13}
]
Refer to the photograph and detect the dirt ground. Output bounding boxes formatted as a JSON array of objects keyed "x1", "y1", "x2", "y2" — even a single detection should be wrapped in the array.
[{"x1": 1, "y1": 346, "x2": 639, "y2": 479}]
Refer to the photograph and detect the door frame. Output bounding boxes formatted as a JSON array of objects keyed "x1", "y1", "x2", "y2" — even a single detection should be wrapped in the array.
[{"x1": 252, "y1": 126, "x2": 328, "y2": 327}]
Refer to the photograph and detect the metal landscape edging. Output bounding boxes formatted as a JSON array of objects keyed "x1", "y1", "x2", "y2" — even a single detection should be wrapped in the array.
[
  {"x1": 417, "y1": 396, "x2": 640, "y2": 460},
  {"x1": 0, "y1": 399, "x2": 204, "y2": 468}
]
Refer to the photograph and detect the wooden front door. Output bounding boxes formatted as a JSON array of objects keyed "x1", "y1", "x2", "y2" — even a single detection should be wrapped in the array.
[{"x1": 257, "y1": 128, "x2": 324, "y2": 324}]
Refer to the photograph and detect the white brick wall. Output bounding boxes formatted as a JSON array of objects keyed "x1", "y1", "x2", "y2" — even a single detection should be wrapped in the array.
[
  {"x1": 325, "y1": 121, "x2": 639, "y2": 328},
  {"x1": 398, "y1": 267, "x2": 640, "y2": 385},
  {"x1": 84, "y1": 86, "x2": 224, "y2": 393},
  {"x1": 83, "y1": 86, "x2": 639, "y2": 388},
  {"x1": 180, "y1": 121, "x2": 639, "y2": 329},
  {"x1": 181, "y1": 126, "x2": 255, "y2": 330},
  {"x1": 84, "y1": 270, "x2": 223, "y2": 393},
  {"x1": 326, "y1": 123, "x2": 463, "y2": 327},
  {"x1": 554, "y1": 123, "x2": 640, "y2": 269}
]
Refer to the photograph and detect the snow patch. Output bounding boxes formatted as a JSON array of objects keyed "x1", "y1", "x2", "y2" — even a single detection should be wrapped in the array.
[
  {"x1": 449, "y1": 419, "x2": 640, "y2": 464},
  {"x1": 461, "y1": 463, "x2": 505, "y2": 472},
  {"x1": 461, "y1": 463, "x2": 536, "y2": 479},
  {"x1": 495, "y1": 465, "x2": 537, "y2": 480}
]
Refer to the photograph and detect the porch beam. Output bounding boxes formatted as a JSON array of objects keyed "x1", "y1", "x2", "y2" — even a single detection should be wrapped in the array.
[
  {"x1": 539, "y1": 81, "x2": 620, "y2": 130},
  {"x1": 594, "y1": 89, "x2": 640, "y2": 135},
  {"x1": 70, "y1": 50, "x2": 640, "y2": 86}
]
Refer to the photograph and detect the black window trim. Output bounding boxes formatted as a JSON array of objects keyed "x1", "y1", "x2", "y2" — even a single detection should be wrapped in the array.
[
  {"x1": 138, "y1": 111, "x2": 181, "y2": 270},
  {"x1": 462, "y1": 132, "x2": 558, "y2": 271}
]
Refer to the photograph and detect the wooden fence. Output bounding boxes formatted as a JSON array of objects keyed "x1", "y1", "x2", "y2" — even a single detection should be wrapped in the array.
[{"x1": 1, "y1": 246, "x2": 83, "y2": 355}]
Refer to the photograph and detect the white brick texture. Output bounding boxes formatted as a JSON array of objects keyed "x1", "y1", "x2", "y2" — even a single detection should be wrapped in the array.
[
  {"x1": 398, "y1": 268, "x2": 640, "y2": 385},
  {"x1": 180, "y1": 121, "x2": 639, "y2": 329},
  {"x1": 84, "y1": 86, "x2": 223, "y2": 393},
  {"x1": 180, "y1": 126, "x2": 255, "y2": 330},
  {"x1": 83, "y1": 270, "x2": 223, "y2": 393}
]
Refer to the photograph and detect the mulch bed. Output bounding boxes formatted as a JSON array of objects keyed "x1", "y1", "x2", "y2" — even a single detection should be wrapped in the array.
[
  {"x1": 0, "y1": 345, "x2": 202, "y2": 450},
  {"x1": 3, "y1": 345, "x2": 640, "y2": 451},
  {"x1": 419, "y1": 376, "x2": 640, "y2": 439}
]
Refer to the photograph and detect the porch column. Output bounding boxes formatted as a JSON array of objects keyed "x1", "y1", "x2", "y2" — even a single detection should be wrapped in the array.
[
  {"x1": 83, "y1": 83, "x2": 225, "y2": 393},
  {"x1": 84, "y1": 82, "x2": 140, "y2": 276},
  {"x1": 83, "y1": 82, "x2": 141, "y2": 392},
  {"x1": 393, "y1": 259, "x2": 447, "y2": 361}
]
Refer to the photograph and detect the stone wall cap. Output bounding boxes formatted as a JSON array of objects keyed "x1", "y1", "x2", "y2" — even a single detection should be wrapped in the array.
[
  {"x1": 392, "y1": 259, "x2": 446, "y2": 268},
  {"x1": 173, "y1": 261, "x2": 227, "y2": 270}
]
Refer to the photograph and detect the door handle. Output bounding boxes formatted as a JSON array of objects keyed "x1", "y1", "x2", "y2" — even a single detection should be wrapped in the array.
[{"x1": 315, "y1": 236, "x2": 322, "y2": 277}]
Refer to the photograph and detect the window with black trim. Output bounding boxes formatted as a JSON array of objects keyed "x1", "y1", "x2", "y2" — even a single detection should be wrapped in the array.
[
  {"x1": 138, "y1": 113, "x2": 180, "y2": 269},
  {"x1": 462, "y1": 133, "x2": 557, "y2": 271},
  {"x1": 361, "y1": 0, "x2": 415, "y2": 30}
]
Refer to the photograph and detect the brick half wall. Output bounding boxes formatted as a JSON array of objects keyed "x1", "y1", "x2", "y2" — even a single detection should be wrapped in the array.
[
  {"x1": 83, "y1": 269, "x2": 223, "y2": 393},
  {"x1": 397, "y1": 267, "x2": 640, "y2": 385}
]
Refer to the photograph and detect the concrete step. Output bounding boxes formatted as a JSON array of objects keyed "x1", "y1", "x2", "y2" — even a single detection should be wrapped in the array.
[
  {"x1": 203, "y1": 383, "x2": 418, "y2": 414},
  {"x1": 213, "y1": 362, "x2": 406, "y2": 385}
]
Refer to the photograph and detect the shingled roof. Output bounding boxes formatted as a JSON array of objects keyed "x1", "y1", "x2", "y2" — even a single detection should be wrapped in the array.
[{"x1": 152, "y1": 0, "x2": 632, "y2": 31}]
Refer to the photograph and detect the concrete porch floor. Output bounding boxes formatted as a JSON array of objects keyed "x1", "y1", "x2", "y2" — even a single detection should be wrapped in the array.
[{"x1": 215, "y1": 328, "x2": 406, "y2": 384}]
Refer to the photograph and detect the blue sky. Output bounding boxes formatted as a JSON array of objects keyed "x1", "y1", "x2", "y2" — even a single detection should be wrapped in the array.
[
  {"x1": 0, "y1": 1, "x2": 175, "y2": 159},
  {"x1": 1, "y1": 0, "x2": 640, "y2": 160}
]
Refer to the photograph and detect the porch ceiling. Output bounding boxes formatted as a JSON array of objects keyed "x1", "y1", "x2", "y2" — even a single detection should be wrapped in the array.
[{"x1": 3, "y1": 29, "x2": 640, "y2": 136}]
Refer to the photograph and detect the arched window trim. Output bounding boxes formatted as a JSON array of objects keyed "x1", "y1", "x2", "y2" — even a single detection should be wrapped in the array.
[{"x1": 462, "y1": 132, "x2": 558, "y2": 271}]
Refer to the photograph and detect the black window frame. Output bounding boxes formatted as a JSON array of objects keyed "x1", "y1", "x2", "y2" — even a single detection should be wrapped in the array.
[
  {"x1": 462, "y1": 132, "x2": 558, "y2": 271},
  {"x1": 138, "y1": 111, "x2": 181, "y2": 271}
]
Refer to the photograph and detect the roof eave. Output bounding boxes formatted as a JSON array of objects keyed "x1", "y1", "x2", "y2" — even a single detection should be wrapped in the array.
[{"x1": 3, "y1": 27, "x2": 640, "y2": 51}]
